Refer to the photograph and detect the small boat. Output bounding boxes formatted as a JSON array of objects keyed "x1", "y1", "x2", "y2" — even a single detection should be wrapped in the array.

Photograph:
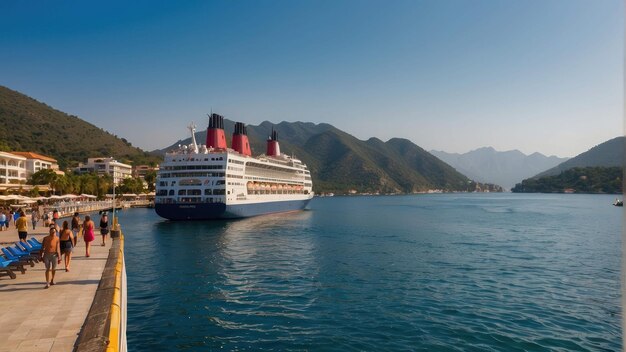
[{"x1": 613, "y1": 199, "x2": 623, "y2": 207}]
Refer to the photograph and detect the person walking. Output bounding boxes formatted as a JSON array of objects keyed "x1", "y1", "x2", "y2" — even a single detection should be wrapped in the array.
[
  {"x1": 82, "y1": 215, "x2": 95, "y2": 257},
  {"x1": 15, "y1": 211, "x2": 28, "y2": 242},
  {"x1": 6, "y1": 210, "x2": 13, "y2": 228},
  {"x1": 71, "y1": 212, "x2": 81, "y2": 244},
  {"x1": 31, "y1": 207, "x2": 40, "y2": 230},
  {"x1": 59, "y1": 221, "x2": 75, "y2": 272},
  {"x1": 0, "y1": 210, "x2": 5, "y2": 231},
  {"x1": 99, "y1": 212, "x2": 109, "y2": 246},
  {"x1": 41, "y1": 227, "x2": 61, "y2": 288}
]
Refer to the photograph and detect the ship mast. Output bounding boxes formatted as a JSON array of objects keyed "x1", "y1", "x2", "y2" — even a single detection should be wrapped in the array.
[{"x1": 188, "y1": 122, "x2": 198, "y2": 153}]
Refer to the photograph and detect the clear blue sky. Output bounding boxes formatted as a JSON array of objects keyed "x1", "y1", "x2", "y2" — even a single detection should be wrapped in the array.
[{"x1": 0, "y1": 0, "x2": 622, "y2": 157}]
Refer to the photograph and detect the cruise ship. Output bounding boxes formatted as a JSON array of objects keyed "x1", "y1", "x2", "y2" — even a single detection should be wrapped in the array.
[{"x1": 154, "y1": 113, "x2": 314, "y2": 220}]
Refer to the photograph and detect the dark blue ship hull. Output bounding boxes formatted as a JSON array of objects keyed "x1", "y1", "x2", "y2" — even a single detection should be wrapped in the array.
[{"x1": 154, "y1": 198, "x2": 312, "y2": 220}]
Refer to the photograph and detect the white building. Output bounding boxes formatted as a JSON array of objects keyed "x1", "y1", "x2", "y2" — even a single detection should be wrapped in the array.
[
  {"x1": 0, "y1": 152, "x2": 27, "y2": 185},
  {"x1": 76, "y1": 157, "x2": 133, "y2": 185},
  {"x1": 10, "y1": 152, "x2": 62, "y2": 177}
]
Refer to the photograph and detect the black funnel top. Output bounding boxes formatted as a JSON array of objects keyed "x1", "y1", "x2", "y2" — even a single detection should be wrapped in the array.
[
  {"x1": 234, "y1": 122, "x2": 248, "y2": 135},
  {"x1": 209, "y1": 113, "x2": 224, "y2": 129},
  {"x1": 268, "y1": 128, "x2": 278, "y2": 141}
]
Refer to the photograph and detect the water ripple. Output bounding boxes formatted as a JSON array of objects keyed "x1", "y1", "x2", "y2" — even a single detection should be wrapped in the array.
[{"x1": 121, "y1": 194, "x2": 621, "y2": 351}]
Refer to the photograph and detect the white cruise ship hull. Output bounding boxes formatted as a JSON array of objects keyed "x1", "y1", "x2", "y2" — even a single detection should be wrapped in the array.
[
  {"x1": 155, "y1": 196, "x2": 312, "y2": 220},
  {"x1": 155, "y1": 115, "x2": 314, "y2": 221}
]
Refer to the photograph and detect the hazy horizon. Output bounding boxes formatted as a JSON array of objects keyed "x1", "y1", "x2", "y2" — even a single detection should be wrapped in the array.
[{"x1": 1, "y1": 1, "x2": 622, "y2": 158}]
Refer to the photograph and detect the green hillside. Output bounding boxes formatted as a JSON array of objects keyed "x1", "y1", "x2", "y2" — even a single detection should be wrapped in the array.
[
  {"x1": 158, "y1": 119, "x2": 497, "y2": 194},
  {"x1": 0, "y1": 86, "x2": 160, "y2": 169},
  {"x1": 512, "y1": 167, "x2": 622, "y2": 194},
  {"x1": 535, "y1": 137, "x2": 623, "y2": 178}
]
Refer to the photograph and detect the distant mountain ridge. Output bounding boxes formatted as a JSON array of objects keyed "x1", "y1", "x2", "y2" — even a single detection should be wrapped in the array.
[
  {"x1": 0, "y1": 86, "x2": 159, "y2": 169},
  {"x1": 157, "y1": 120, "x2": 500, "y2": 194},
  {"x1": 534, "y1": 136, "x2": 623, "y2": 178},
  {"x1": 429, "y1": 147, "x2": 568, "y2": 191}
]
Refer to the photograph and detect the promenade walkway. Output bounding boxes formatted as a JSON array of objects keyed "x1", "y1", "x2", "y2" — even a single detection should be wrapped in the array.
[{"x1": 0, "y1": 224, "x2": 110, "y2": 352}]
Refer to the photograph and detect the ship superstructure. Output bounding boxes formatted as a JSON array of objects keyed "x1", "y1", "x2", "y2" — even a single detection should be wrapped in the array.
[{"x1": 155, "y1": 114, "x2": 313, "y2": 220}]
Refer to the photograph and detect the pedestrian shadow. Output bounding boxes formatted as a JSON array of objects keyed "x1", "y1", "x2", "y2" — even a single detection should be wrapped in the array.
[
  {"x1": 55, "y1": 279, "x2": 100, "y2": 285},
  {"x1": 73, "y1": 257, "x2": 106, "y2": 261},
  {"x1": 0, "y1": 286, "x2": 43, "y2": 292},
  {"x1": 0, "y1": 281, "x2": 41, "y2": 287},
  {"x1": 0, "y1": 279, "x2": 100, "y2": 291}
]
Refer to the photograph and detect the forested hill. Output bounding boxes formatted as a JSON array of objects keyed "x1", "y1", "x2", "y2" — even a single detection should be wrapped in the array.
[
  {"x1": 534, "y1": 136, "x2": 623, "y2": 178},
  {"x1": 0, "y1": 86, "x2": 159, "y2": 169},
  {"x1": 157, "y1": 120, "x2": 501, "y2": 194},
  {"x1": 511, "y1": 167, "x2": 622, "y2": 194}
]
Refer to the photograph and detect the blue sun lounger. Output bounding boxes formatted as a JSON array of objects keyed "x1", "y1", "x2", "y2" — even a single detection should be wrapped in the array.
[
  {"x1": 0, "y1": 251, "x2": 27, "y2": 274},
  {"x1": 16, "y1": 242, "x2": 41, "y2": 256},
  {"x1": 27, "y1": 239, "x2": 42, "y2": 249},
  {"x1": 2, "y1": 247, "x2": 33, "y2": 269},
  {"x1": 0, "y1": 259, "x2": 17, "y2": 279},
  {"x1": 8, "y1": 246, "x2": 39, "y2": 264}
]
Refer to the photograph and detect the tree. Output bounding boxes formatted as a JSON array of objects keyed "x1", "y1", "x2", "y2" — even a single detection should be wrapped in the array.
[
  {"x1": 144, "y1": 170, "x2": 157, "y2": 192},
  {"x1": 29, "y1": 169, "x2": 57, "y2": 186},
  {"x1": 97, "y1": 174, "x2": 113, "y2": 199},
  {"x1": 28, "y1": 186, "x2": 40, "y2": 197},
  {"x1": 117, "y1": 177, "x2": 145, "y2": 194}
]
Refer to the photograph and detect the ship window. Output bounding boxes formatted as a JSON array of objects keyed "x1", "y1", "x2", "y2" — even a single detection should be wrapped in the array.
[
  {"x1": 204, "y1": 189, "x2": 212, "y2": 195},
  {"x1": 169, "y1": 190, "x2": 174, "y2": 196},
  {"x1": 188, "y1": 189, "x2": 201, "y2": 196},
  {"x1": 178, "y1": 190, "x2": 186, "y2": 195},
  {"x1": 171, "y1": 181, "x2": 176, "y2": 186}
]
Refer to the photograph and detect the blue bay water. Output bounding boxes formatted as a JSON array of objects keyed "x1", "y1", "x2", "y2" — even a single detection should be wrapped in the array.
[{"x1": 117, "y1": 193, "x2": 622, "y2": 351}]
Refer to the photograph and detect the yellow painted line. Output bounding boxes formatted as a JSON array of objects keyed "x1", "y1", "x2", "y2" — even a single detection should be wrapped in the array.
[{"x1": 106, "y1": 230, "x2": 125, "y2": 352}]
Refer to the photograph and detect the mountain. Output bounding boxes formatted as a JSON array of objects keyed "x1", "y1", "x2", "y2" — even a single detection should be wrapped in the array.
[
  {"x1": 157, "y1": 120, "x2": 496, "y2": 194},
  {"x1": 511, "y1": 167, "x2": 622, "y2": 194},
  {"x1": 429, "y1": 147, "x2": 569, "y2": 191},
  {"x1": 534, "y1": 137, "x2": 623, "y2": 178},
  {"x1": 0, "y1": 86, "x2": 160, "y2": 169}
]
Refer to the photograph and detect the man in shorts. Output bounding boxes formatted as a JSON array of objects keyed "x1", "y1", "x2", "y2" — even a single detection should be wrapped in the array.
[
  {"x1": 15, "y1": 211, "x2": 28, "y2": 242},
  {"x1": 41, "y1": 227, "x2": 61, "y2": 289}
]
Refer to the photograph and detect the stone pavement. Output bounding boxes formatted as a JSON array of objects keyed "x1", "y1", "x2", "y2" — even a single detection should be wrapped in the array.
[{"x1": 0, "y1": 224, "x2": 110, "y2": 352}]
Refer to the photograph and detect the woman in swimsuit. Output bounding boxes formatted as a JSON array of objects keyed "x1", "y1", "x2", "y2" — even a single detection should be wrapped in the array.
[
  {"x1": 59, "y1": 221, "x2": 75, "y2": 271},
  {"x1": 99, "y1": 213, "x2": 109, "y2": 246},
  {"x1": 82, "y1": 215, "x2": 95, "y2": 257}
]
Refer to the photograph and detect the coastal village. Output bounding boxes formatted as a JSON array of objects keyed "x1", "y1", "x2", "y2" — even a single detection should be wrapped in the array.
[
  {"x1": 0, "y1": 151, "x2": 157, "y2": 206},
  {"x1": 0, "y1": 152, "x2": 142, "y2": 351}
]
